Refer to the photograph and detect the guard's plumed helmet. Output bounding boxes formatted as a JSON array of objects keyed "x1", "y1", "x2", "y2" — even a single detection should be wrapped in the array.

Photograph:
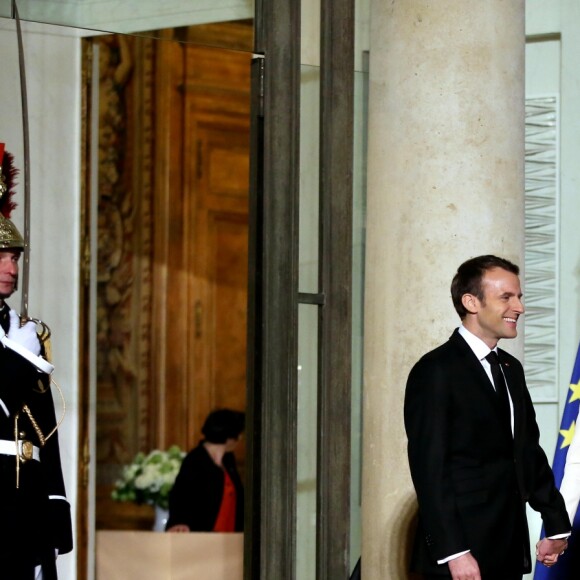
[{"x1": 0, "y1": 143, "x2": 25, "y2": 250}]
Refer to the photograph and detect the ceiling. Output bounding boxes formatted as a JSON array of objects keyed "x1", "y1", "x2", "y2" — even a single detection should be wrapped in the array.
[{"x1": 2, "y1": 0, "x2": 253, "y2": 36}]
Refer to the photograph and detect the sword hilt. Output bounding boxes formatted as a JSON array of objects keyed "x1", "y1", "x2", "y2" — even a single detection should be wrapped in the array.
[{"x1": 18, "y1": 315, "x2": 51, "y2": 344}]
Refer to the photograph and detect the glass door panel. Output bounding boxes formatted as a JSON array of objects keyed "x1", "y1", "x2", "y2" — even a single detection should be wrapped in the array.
[
  {"x1": 297, "y1": 303, "x2": 318, "y2": 580},
  {"x1": 295, "y1": 59, "x2": 368, "y2": 577},
  {"x1": 350, "y1": 63, "x2": 369, "y2": 573},
  {"x1": 298, "y1": 64, "x2": 320, "y2": 295}
]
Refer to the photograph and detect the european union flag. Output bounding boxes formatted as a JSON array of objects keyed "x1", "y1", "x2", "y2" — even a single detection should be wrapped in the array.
[{"x1": 533, "y1": 342, "x2": 580, "y2": 579}]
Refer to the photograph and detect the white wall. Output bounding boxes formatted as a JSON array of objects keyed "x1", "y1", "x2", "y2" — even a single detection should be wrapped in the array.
[
  {"x1": 0, "y1": 17, "x2": 82, "y2": 580},
  {"x1": 525, "y1": 0, "x2": 580, "y2": 576},
  {"x1": 526, "y1": 0, "x2": 580, "y2": 439}
]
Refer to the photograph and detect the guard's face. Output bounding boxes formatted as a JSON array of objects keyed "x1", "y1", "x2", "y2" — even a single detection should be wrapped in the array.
[
  {"x1": 468, "y1": 267, "x2": 524, "y2": 348},
  {"x1": 0, "y1": 249, "x2": 20, "y2": 299}
]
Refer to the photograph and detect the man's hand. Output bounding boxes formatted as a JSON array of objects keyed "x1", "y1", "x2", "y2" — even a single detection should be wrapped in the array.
[
  {"x1": 7, "y1": 309, "x2": 40, "y2": 356},
  {"x1": 447, "y1": 552, "x2": 481, "y2": 580},
  {"x1": 536, "y1": 538, "x2": 568, "y2": 567},
  {"x1": 166, "y1": 524, "x2": 190, "y2": 533}
]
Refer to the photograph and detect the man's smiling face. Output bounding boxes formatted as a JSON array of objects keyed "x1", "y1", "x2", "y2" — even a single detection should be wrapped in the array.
[{"x1": 465, "y1": 267, "x2": 524, "y2": 349}]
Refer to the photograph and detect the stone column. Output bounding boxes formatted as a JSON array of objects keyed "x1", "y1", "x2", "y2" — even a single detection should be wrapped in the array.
[{"x1": 362, "y1": 1, "x2": 525, "y2": 578}]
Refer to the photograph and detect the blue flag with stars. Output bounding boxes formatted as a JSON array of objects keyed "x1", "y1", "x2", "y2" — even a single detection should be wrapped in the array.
[{"x1": 533, "y1": 342, "x2": 580, "y2": 579}]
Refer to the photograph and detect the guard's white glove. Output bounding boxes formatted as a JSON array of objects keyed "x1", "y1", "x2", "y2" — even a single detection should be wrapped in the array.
[{"x1": 7, "y1": 309, "x2": 41, "y2": 356}]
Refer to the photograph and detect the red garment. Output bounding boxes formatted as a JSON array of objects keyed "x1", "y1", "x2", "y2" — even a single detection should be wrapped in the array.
[{"x1": 212, "y1": 469, "x2": 237, "y2": 532}]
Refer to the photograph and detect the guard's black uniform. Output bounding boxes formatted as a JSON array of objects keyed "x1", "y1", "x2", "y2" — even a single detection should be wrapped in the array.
[{"x1": 0, "y1": 305, "x2": 73, "y2": 579}]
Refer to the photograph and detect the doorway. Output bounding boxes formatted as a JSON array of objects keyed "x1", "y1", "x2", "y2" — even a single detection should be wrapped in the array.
[
  {"x1": 79, "y1": 22, "x2": 254, "y2": 574},
  {"x1": 71, "y1": 2, "x2": 363, "y2": 578}
]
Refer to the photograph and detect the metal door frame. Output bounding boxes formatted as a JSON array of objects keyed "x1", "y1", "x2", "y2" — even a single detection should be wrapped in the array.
[{"x1": 246, "y1": 0, "x2": 355, "y2": 577}]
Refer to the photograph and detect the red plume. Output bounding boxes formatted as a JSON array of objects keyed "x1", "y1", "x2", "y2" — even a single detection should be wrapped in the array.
[{"x1": 0, "y1": 143, "x2": 19, "y2": 218}]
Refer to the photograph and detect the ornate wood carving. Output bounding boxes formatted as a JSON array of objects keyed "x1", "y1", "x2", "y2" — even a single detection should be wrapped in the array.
[
  {"x1": 95, "y1": 33, "x2": 157, "y2": 530},
  {"x1": 91, "y1": 25, "x2": 252, "y2": 531}
]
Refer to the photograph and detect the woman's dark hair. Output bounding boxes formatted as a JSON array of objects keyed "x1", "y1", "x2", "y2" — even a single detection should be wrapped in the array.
[
  {"x1": 450, "y1": 255, "x2": 519, "y2": 319},
  {"x1": 201, "y1": 409, "x2": 245, "y2": 444}
]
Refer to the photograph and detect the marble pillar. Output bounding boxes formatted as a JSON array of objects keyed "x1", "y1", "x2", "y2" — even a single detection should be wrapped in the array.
[{"x1": 362, "y1": 1, "x2": 525, "y2": 577}]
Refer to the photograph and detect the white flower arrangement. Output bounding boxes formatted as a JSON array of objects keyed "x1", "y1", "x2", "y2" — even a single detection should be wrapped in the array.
[{"x1": 111, "y1": 445, "x2": 185, "y2": 510}]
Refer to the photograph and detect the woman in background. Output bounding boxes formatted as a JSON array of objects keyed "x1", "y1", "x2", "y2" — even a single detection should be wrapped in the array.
[{"x1": 166, "y1": 408, "x2": 245, "y2": 533}]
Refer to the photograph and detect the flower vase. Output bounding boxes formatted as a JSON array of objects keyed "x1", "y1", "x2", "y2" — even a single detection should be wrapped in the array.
[{"x1": 153, "y1": 505, "x2": 169, "y2": 532}]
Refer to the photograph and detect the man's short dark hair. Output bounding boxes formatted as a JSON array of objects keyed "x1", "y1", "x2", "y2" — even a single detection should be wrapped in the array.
[
  {"x1": 201, "y1": 408, "x2": 245, "y2": 444},
  {"x1": 451, "y1": 255, "x2": 520, "y2": 319}
]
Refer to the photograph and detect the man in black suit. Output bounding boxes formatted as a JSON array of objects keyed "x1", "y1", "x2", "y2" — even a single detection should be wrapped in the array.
[{"x1": 404, "y1": 255, "x2": 570, "y2": 580}]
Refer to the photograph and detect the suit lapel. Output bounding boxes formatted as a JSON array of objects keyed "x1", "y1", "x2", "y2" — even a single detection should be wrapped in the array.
[
  {"x1": 449, "y1": 330, "x2": 498, "y2": 403},
  {"x1": 449, "y1": 331, "x2": 514, "y2": 438}
]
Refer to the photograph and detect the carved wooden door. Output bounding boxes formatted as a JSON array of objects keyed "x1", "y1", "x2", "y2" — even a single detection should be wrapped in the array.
[
  {"x1": 90, "y1": 28, "x2": 252, "y2": 537},
  {"x1": 183, "y1": 44, "x2": 251, "y2": 468}
]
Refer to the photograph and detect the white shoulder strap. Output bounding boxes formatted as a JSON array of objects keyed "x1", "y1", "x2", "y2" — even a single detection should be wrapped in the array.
[{"x1": 0, "y1": 326, "x2": 55, "y2": 375}]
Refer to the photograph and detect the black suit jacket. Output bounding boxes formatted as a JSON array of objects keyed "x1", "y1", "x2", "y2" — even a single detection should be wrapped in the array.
[{"x1": 404, "y1": 329, "x2": 569, "y2": 576}]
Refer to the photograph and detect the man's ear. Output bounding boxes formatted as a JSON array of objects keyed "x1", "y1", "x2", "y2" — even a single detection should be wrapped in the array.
[{"x1": 461, "y1": 293, "x2": 479, "y2": 314}]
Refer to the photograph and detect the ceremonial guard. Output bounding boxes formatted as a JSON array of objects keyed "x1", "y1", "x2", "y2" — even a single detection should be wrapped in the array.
[{"x1": 0, "y1": 144, "x2": 72, "y2": 579}]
